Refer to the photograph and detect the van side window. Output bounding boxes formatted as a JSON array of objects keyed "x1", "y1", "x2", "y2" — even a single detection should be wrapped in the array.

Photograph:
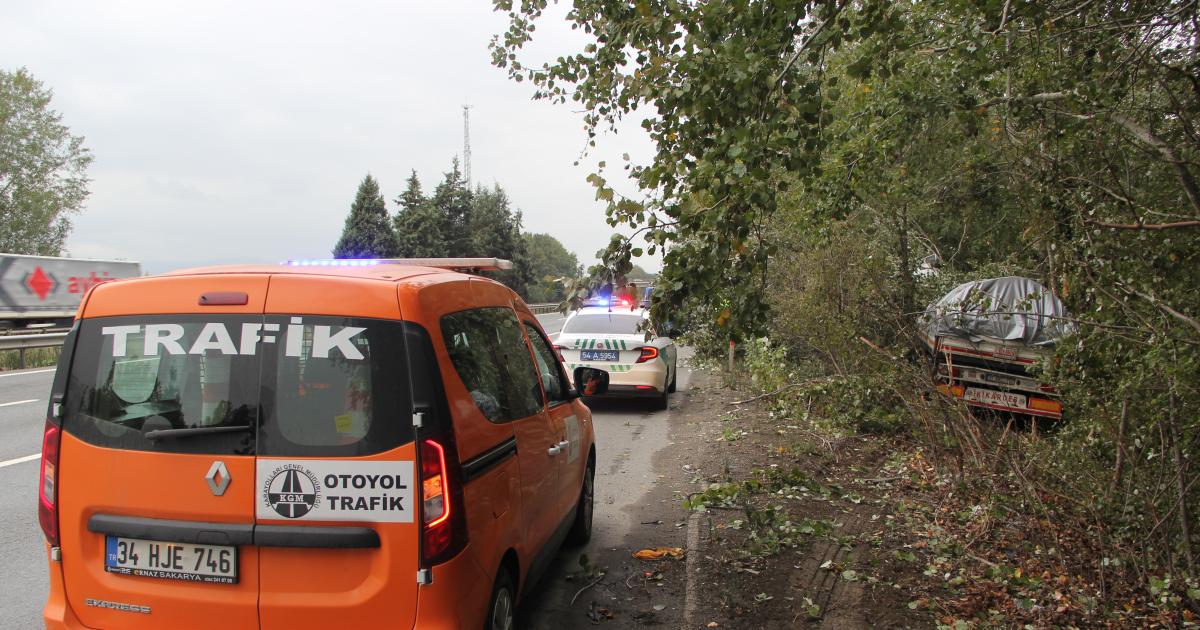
[
  {"x1": 440, "y1": 307, "x2": 543, "y2": 423},
  {"x1": 524, "y1": 323, "x2": 569, "y2": 406}
]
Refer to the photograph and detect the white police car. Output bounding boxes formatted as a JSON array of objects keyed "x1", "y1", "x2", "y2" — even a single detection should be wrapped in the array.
[{"x1": 554, "y1": 306, "x2": 678, "y2": 409}]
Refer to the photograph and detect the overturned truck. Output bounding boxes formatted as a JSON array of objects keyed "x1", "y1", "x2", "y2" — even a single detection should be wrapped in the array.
[{"x1": 920, "y1": 276, "x2": 1074, "y2": 421}]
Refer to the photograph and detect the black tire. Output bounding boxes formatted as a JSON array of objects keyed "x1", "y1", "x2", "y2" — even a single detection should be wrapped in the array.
[
  {"x1": 667, "y1": 360, "x2": 678, "y2": 393},
  {"x1": 485, "y1": 567, "x2": 516, "y2": 630},
  {"x1": 654, "y1": 381, "x2": 670, "y2": 410},
  {"x1": 566, "y1": 459, "x2": 595, "y2": 545}
]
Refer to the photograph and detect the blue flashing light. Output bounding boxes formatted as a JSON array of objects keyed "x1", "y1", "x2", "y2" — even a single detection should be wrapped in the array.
[{"x1": 283, "y1": 259, "x2": 382, "y2": 267}]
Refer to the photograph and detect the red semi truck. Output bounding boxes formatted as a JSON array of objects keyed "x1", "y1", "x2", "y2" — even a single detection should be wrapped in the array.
[{"x1": 0, "y1": 253, "x2": 141, "y2": 328}]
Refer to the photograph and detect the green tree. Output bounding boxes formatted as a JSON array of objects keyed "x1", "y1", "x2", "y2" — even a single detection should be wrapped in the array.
[
  {"x1": 396, "y1": 169, "x2": 424, "y2": 213},
  {"x1": 523, "y1": 232, "x2": 581, "y2": 303},
  {"x1": 393, "y1": 171, "x2": 446, "y2": 257},
  {"x1": 332, "y1": 174, "x2": 399, "y2": 259},
  {"x1": 0, "y1": 68, "x2": 92, "y2": 255},
  {"x1": 469, "y1": 184, "x2": 533, "y2": 298},
  {"x1": 430, "y1": 159, "x2": 473, "y2": 256}
]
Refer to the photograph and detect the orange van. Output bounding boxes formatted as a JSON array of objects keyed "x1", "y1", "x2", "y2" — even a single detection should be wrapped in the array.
[{"x1": 39, "y1": 258, "x2": 599, "y2": 629}]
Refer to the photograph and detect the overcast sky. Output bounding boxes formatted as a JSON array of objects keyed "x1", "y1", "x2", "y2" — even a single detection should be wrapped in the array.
[{"x1": 1, "y1": 1, "x2": 656, "y2": 275}]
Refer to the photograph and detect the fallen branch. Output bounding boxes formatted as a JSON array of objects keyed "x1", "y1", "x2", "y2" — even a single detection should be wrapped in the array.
[
  {"x1": 728, "y1": 377, "x2": 832, "y2": 405},
  {"x1": 861, "y1": 476, "x2": 903, "y2": 484},
  {"x1": 979, "y1": 91, "x2": 1073, "y2": 108},
  {"x1": 1086, "y1": 218, "x2": 1200, "y2": 230},
  {"x1": 1126, "y1": 287, "x2": 1200, "y2": 337},
  {"x1": 858, "y1": 336, "x2": 895, "y2": 358},
  {"x1": 569, "y1": 573, "x2": 605, "y2": 606}
]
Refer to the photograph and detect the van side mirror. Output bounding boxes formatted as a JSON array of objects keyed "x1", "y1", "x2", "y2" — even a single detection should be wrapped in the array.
[{"x1": 573, "y1": 367, "x2": 609, "y2": 397}]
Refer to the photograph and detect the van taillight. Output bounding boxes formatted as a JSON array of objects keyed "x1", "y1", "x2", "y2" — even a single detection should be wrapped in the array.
[
  {"x1": 38, "y1": 420, "x2": 62, "y2": 546},
  {"x1": 421, "y1": 439, "x2": 449, "y2": 527},
  {"x1": 420, "y1": 438, "x2": 466, "y2": 565}
]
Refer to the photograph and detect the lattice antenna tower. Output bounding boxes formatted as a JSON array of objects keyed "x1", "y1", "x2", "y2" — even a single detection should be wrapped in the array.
[{"x1": 462, "y1": 104, "x2": 472, "y2": 189}]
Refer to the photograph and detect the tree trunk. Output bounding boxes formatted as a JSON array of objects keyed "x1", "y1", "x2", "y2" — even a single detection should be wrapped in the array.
[{"x1": 1169, "y1": 383, "x2": 1196, "y2": 577}]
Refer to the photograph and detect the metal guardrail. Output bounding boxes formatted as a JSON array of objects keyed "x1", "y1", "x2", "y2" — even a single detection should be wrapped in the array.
[
  {"x1": 0, "y1": 331, "x2": 68, "y2": 370},
  {"x1": 0, "y1": 332, "x2": 68, "y2": 352},
  {"x1": 527, "y1": 303, "x2": 563, "y2": 315}
]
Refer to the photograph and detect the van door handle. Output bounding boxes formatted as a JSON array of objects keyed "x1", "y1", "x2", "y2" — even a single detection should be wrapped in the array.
[
  {"x1": 557, "y1": 440, "x2": 569, "y2": 449},
  {"x1": 548, "y1": 444, "x2": 562, "y2": 456}
]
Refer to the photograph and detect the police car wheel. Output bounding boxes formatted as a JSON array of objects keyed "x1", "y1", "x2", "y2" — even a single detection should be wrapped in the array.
[
  {"x1": 486, "y1": 568, "x2": 515, "y2": 630},
  {"x1": 654, "y1": 379, "x2": 670, "y2": 410},
  {"x1": 667, "y1": 361, "x2": 678, "y2": 393}
]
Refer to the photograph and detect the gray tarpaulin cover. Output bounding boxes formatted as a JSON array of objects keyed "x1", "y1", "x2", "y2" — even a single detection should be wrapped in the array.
[{"x1": 923, "y1": 276, "x2": 1075, "y2": 346}]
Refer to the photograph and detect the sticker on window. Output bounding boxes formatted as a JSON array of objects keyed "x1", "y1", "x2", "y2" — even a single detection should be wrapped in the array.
[
  {"x1": 110, "y1": 357, "x2": 160, "y2": 403},
  {"x1": 101, "y1": 318, "x2": 365, "y2": 360}
]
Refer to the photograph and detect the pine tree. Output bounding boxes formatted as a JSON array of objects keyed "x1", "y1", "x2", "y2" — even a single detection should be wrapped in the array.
[
  {"x1": 393, "y1": 170, "x2": 446, "y2": 257},
  {"x1": 332, "y1": 174, "x2": 399, "y2": 259},
  {"x1": 396, "y1": 170, "x2": 424, "y2": 213},
  {"x1": 430, "y1": 159, "x2": 473, "y2": 256},
  {"x1": 469, "y1": 185, "x2": 533, "y2": 298}
]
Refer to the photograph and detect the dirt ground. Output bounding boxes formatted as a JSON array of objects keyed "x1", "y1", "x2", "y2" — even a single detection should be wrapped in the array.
[
  {"x1": 540, "y1": 366, "x2": 938, "y2": 629},
  {"x1": 668, "y1": 371, "x2": 933, "y2": 629},
  {"x1": 533, "y1": 364, "x2": 1197, "y2": 629}
]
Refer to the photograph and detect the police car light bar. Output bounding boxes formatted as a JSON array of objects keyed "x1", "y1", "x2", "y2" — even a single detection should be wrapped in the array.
[{"x1": 282, "y1": 258, "x2": 513, "y2": 271}]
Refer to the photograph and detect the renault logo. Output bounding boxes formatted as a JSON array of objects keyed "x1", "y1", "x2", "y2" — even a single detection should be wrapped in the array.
[{"x1": 205, "y1": 461, "x2": 232, "y2": 496}]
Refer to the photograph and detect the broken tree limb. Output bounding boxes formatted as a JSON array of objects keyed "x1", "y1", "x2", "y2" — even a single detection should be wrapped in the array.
[
  {"x1": 727, "y1": 377, "x2": 833, "y2": 405},
  {"x1": 1086, "y1": 218, "x2": 1200, "y2": 230},
  {"x1": 569, "y1": 573, "x2": 605, "y2": 606},
  {"x1": 1110, "y1": 113, "x2": 1200, "y2": 216}
]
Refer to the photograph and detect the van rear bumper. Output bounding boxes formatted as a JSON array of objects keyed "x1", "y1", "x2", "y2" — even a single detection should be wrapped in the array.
[{"x1": 413, "y1": 544, "x2": 491, "y2": 629}]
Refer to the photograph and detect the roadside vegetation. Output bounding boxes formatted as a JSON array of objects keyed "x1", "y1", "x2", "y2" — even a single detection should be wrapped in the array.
[
  {"x1": 495, "y1": 1, "x2": 1200, "y2": 625},
  {"x1": 0, "y1": 347, "x2": 59, "y2": 371}
]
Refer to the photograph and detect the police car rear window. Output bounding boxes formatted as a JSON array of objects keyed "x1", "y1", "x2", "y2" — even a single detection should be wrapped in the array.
[
  {"x1": 562, "y1": 313, "x2": 645, "y2": 335},
  {"x1": 62, "y1": 315, "x2": 414, "y2": 456}
]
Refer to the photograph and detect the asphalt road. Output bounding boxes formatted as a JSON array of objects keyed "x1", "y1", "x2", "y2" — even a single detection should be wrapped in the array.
[
  {"x1": 0, "y1": 310, "x2": 677, "y2": 629},
  {"x1": 0, "y1": 367, "x2": 55, "y2": 630}
]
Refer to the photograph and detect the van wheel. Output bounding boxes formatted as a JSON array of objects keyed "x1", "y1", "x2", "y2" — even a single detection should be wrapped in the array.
[
  {"x1": 486, "y1": 568, "x2": 515, "y2": 630},
  {"x1": 566, "y1": 460, "x2": 594, "y2": 545}
]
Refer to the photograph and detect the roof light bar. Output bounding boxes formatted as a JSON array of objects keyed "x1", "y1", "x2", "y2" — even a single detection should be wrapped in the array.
[
  {"x1": 381, "y1": 258, "x2": 514, "y2": 271},
  {"x1": 283, "y1": 259, "x2": 381, "y2": 267},
  {"x1": 281, "y1": 258, "x2": 513, "y2": 271}
]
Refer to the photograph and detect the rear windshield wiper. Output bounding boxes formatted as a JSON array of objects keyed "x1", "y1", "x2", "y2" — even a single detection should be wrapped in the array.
[{"x1": 144, "y1": 425, "x2": 252, "y2": 441}]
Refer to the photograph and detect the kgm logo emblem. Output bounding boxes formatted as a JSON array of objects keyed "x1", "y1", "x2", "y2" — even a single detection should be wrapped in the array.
[{"x1": 262, "y1": 465, "x2": 321, "y2": 518}]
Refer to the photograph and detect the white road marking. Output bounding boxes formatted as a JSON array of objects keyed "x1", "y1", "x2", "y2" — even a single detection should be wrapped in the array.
[
  {"x1": 0, "y1": 399, "x2": 38, "y2": 408},
  {"x1": 0, "y1": 453, "x2": 40, "y2": 469},
  {"x1": 0, "y1": 368, "x2": 55, "y2": 378}
]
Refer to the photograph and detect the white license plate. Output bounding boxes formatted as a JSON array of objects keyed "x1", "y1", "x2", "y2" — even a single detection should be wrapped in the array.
[
  {"x1": 964, "y1": 387, "x2": 1026, "y2": 410},
  {"x1": 105, "y1": 536, "x2": 237, "y2": 584},
  {"x1": 580, "y1": 349, "x2": 620, "y2": 362}
]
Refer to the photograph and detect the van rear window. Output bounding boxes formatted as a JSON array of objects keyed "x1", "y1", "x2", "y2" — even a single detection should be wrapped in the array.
[{"x1": 63, "y1": 315, "x2": 414, "y2": 456}]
